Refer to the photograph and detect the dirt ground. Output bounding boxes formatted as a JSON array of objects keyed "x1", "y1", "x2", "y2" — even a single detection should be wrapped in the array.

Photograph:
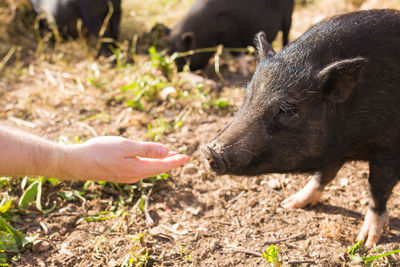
[{"x1": 1, "y1": 0, "x2": 400, "y2": 266}]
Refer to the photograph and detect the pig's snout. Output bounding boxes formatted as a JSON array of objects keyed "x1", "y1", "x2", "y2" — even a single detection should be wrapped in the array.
[{"x1": 201, "y1": 144, "x2": 230, "y2": 174}]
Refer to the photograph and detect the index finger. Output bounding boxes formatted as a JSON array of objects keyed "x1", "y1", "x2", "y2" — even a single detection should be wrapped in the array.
[
  {"x1": 133, "y1": 154, "x2": 191, "y2": 178},
  {"x1": 124, "y1": 141, "x2": 170, "y2": 158}
]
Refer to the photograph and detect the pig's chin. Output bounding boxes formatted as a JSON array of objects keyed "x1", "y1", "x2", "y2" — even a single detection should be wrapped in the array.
[
  {"x1": 224, "y1": 156, "x2": 308, "y2": 176},
  {"x1": 224, "y1": 157, "x2": 330, "y2": 176},
  {"x1": 223, "y1": 156, "x2": 277, "y2": 176}
]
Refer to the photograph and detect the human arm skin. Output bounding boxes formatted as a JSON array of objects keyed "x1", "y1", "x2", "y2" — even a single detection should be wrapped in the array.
[{"x1": 0, "y1": 127, "x2": 190, "y2": 183}]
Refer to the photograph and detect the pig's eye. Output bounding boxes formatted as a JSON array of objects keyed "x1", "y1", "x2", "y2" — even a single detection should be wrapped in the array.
[
  {"x1": 275, "y1": 105, "x2": 298, "y2": 123},
  {"x1": 265, "y1": 105, "x2": 297, "y2": 135},
  {"x1": 265, "y1": 104, "x2": 298, "y2": 135}
]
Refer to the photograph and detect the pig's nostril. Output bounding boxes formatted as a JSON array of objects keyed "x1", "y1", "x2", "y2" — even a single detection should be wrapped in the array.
[
  {"x1": 221, "y1": 157, "x2": 231, "y2": 170},
  {"x1": 207, "y1": 146, "x2": 227, "y2": 173},
  {"x1": 210, "y1": 161, "x2": 219, "y2": 170}
]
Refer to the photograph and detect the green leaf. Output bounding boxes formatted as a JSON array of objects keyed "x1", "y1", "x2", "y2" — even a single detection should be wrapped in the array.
[
  {"x1": 18, "y1": 180, "x2": 39, "y2": 209},
  {"x1": 0, "y1": 250, "x2": 8, "y2": 265},
  {"x1": 262, "y1": 245, "x2": 281, "y2": 266},
  {"x1": 149, "y1": 46, "x2": 158, "y2": 62},
  {"x1": 0, "y1": 232, "x2": 18, "y2": 252},
  {"x1": 0, "y1": 177, "x2": 11, "y2": 190},
  {"x1": 0, "y1": 201, "x2": 12, "y2": 214},
  {"x1": 58, "y1": 190, "x2": 85, "y2": 201},
  {"x1": 174, "y1": 121, "x2": 183, "y2": 129},
  {"x1": 82, "y1": 181, "x2": 94, "y2": 191},
  {"x1": 142, "y1": 173, "x2": 169, "y2": 184},
  {"x1": 0, "y1": 216, "x2": 27, "y2": 250},
  {"x1": 20, "y1": 177, "x2": 28, "y2": 191},
  {"x1": 121, "y1": 81, "x2": 138, "y2": 92},
  {"x1": 84, "y1": 211, "x2": 118, "y2": 222},
  {"x1": 216, "y1": 99, "x2": 228, "y2": 108},
  {"x1": 36, "y1": 178, "x2": 56, "y2": 214},
  {"x1": 354, "y1": 248, "x2": 400, "y2": 262},
  {"x1": 47, "y1": 177, "x2": 59, "y2": 186},
  {"x1": 347, "y1": 240, "x2": 364, "y2": 255}
]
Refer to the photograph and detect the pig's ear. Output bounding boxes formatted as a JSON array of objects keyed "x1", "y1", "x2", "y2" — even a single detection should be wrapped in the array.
[
  {"x1": 318, "y1": 57, "x2": 366, "y2": 103},
  {"x1": 255, "y1": 32, "x2": 276, "y2": 59},
  {"x1": 181, "y1": 32, "x2": 195, "y2": 48}
]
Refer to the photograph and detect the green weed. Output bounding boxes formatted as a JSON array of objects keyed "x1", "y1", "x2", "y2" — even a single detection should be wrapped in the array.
[
  {"x1": 0, "y1": 192, "x2": 36, "y2": 265},
  {"x1": 120, "y1": 233, "x2": 153, "y2": 267},
  {"x1": 86, "y1": 62, "x2": 102, "y2": 87},
  {"x1": 84, "y1": 209, "x2": 125, "y2": 222},
  {"x1": 133, "y1": 173, "x2": 170, "y2": 212},
  {"x1": 149, "y1": 46, "x2": 177, "y2": 78},
  {"x1": 18, "y1": 176, "x2": 57, "y2": 214},
  {"x1": 121, "y1": 74, "x2": 167, "y2": 111},
  {"x1": 262, "y1": 245, "x2": 281, "y2": 267},
  {"x1": 147, "y1": 117, "x2": 183, "y2": 141},
  {"x1": 205, "y1": 97, "x2": 230, "y2": 111},
  {"x1": 347, "y1": 240, "x2": 400, "y2": 266},
  {"x1": 178, "y1": 244, "x2": 193, "y2": 262}
]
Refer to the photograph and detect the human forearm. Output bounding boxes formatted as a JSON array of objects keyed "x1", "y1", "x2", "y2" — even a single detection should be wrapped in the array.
[{"x1": 0, "y1": 126, "x2": 63, "y2": 177}]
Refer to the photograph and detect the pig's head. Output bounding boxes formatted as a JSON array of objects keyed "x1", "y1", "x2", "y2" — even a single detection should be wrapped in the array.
[
  {"x1": 202, "y1": 32, "x2": 366, "y2": 176},
  {"x1": 165, "y1": 19, "x2": 213, "y2": 71}
]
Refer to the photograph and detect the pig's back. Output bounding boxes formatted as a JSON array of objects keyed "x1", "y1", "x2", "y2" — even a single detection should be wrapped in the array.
[
  {"x1": 183, "y1": 0, "x2": 293, "y2": 45},
  {"x1": 291, "y1": 9, "x2": 400, "y2": 66}
]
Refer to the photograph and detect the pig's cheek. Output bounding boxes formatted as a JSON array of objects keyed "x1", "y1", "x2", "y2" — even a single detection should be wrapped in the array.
[
  {"x1": 281, "y1": 179, "x2": 323, "y2": 209},
  {"x1": 357, "y1": 209, "x2": 389, "y2": 248}
]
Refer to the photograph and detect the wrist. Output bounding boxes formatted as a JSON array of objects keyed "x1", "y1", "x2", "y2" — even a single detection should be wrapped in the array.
[{"x1": 51, "y1": 144, "x2": 80, "y2": 180}]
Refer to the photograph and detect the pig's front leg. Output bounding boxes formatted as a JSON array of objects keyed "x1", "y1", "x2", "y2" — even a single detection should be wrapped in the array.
[
  {"x1": 282, "y1": 163, "x2": 342, "y2": 209},
  {"x1": 357, "y1": 208, "x2": 388, "y2": 248},
  {"x1": 237, "y1": 54, "x2": 250, "y2": 77},
  {"x1": 357, "y1": 159, "x2": 399, "y2": 247}
]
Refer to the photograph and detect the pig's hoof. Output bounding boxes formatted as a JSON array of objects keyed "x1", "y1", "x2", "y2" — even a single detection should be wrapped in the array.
[
  {"x1": 281, "y1": 180, "x2": 323, "y2": 209},
  {"x1": 357, "y1": 209, "x2": 389, "y2": 248}
]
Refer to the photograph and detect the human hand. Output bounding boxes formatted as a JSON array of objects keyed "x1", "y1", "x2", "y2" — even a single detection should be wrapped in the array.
[{"x1": 59, "y1": 136, "x2": 190, "y2": 183}]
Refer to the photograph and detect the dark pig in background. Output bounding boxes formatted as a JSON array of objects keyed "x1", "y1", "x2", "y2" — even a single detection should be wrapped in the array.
[
  {"x1": 31, "y1": 0, "x2": 121, "y2": 55},
  {"x1": 164, "y1": 0, "x2": 294, "y2": 72},
  {"x1": 202, "y1": 9, "x2": 400, "y2": 247}
]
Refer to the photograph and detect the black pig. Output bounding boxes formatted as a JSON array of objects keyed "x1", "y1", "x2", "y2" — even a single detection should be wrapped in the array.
[
  {"x1": 165, "y1": 0, "x2": 294, "y2": 71},
  {"x1": 31, "y1": 0, "x2": 121, "y2": 55},
  {"x1": 203, "y1": 9, "x2": 400, "y2": 247}
]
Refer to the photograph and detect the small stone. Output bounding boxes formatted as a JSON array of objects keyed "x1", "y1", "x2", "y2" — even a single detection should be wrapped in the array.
[
  {"x1": 340, "y1": 178, "x2": 349, "y2": 187},
  {"x1": 182, "y1": 163, "x2": 198, "y2": 176},
  {"x1": 186, "y1": 206, "x2": 202, "y2": 215},
  {"x1": 197, "y1": 225, "x2": 209, "y2": 236},
  {"x1": 59, "y1": 228, "x2": 67, "y2": 235},
  {"x1": 33, "y1": 240, "x2": 51, "y2": 252},
  {"x1": 264, "y1": 178, "x2": 281, "y2": 189},
  {"x1": 209, "y1": 239, "x2": 219, "y2": 251},
  {"x1": 160, "y1": 86, "x2": 177, "y2": 100},
  {"x1": 248, "y1": 197, "x2": 258, "y2": 207}
]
